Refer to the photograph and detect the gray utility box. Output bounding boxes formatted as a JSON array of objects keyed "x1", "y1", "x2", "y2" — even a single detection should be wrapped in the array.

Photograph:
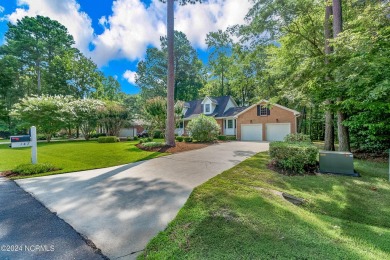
[{"x1": 319, "y1": 151, "x2": 358, "y2": 176}]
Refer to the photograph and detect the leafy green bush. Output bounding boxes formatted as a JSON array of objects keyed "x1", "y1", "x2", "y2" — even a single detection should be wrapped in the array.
[
  {"x1": 37, "y1": 134, "x2": 47, "y2": 140},
  {"x1": 98, "y1": 136, "x2": 119, "y2": 143},
  {"x1": 12, "y1": 163, "x2": 60, "y2": 175},
  {"x1": 184, "y1": 137, "x2": 193, "y2": 143},
  {"x1": 284, "y1": 133, "x2": 311, "y2": 143},
  {"x1": 187, "y1": 114, "x2": 220, "y2": 142},
  {"x1": 176, "y1": 136, "x2": 184, "y2": 142},
  {"x1": 90, "y1": 133, "x2": 107, "y2": 138},
  {"x1": 133, "y1": 136, "x2": 139, "y2": 141},
  {"x1": 269, "y1": 142, "x2": 318, "y2": 174},
  {"x1": 141, "y1": 141, "x2": 165, "y2": 148},
  {"x1": 227, "y1": 136, "x2": 237, "y2": 141},
  {"x1": 139, "y1": 137, "x2": 153, "y2": 144},
  {"x1": 153, "y1": 130, "x2": 163, "y2": 138},
  {"x1": 217, "y1": 135, "x2": 227, "y2": 141}
]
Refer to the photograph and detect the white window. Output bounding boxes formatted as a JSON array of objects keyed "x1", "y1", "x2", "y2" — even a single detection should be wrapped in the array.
[
  {"x1": 227, "y1": 120, "x2": 233, "y2": 129},
  {"x1": 205, "y1": 104, "x2": 211, "y2": 113}
]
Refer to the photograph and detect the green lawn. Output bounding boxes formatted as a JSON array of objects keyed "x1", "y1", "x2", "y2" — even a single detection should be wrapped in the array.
[
  {"x1": 140, "y1": 152, "x2": 390, "y2": 259},
  {"x1": 0, "y1": 140, "x2": 166, "y2": 179}
]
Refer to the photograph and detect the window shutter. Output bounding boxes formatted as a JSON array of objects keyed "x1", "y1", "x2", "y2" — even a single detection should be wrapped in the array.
[
  {"x1": 257, "y1": 105, "x2": 260, "y2": 116},
  {"x1": 267, "y1": 108, "x2": 271, "y2": 115}
]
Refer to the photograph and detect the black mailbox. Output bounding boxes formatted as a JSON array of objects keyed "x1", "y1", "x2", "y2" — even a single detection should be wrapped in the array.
[{"x1": 10, "y1": 135, "x2": 31, "y2": 143}]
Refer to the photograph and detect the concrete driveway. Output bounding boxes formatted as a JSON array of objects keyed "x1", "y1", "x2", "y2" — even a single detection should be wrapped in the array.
[{"x1": 16, "y1": 141, "x2": 269, "y2": 259}]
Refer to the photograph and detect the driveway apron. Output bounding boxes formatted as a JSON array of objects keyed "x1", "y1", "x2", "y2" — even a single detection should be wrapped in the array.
[{"x1": 16, "y1": 141, "x2": 269, "y2": 259}]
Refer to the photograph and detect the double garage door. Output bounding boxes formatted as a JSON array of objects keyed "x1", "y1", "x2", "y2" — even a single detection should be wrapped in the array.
[{"x1": 241, "y1": 123, "x2": 291, "y2": 141}]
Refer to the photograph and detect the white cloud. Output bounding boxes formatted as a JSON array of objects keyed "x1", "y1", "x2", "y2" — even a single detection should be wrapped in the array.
[
  {"x1": 92, "y1": 0, "x2": 166, "y2": 67},
  {"x1": 123, "y1": 70, "x2": 138, "y2": 85},
  {"x1": 6, "y1": 0, "x2": 94, "y2": 55},
  {"x1": 5, "y1": 0, "x2": 253, "y2": 67},
  {"x1": 92, "y1": 0, "x2": 253, "y2": 66},
  {"x1": 0, "y1": 6, "x2": 5, "y2": 13}
]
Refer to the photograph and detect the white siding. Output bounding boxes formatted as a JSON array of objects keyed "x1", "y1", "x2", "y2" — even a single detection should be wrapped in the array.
[
  {"x1": 119, "y1": 128, "x2": 137, "y2": 137},
  {"x1": 224, "y1": 98, "x2": 236, "y2": 113}
]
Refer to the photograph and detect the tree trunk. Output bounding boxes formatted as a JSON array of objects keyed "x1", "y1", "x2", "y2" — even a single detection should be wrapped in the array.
[
  {"x1": 37, "y1": 61, "x2": 41, "y2": 94},
  {"x1": 165, "y1": 0, "x2": 176, "y2": 147},
  {"x1": 333, "y1": 0, "x2": 350, "y2": 151},
  {"x1": 324, "y1": 2, "x2": 335, "y2": 151}
]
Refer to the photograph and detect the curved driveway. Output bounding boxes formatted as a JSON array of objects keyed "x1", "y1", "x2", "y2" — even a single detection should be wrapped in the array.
[{"x1": 16, "y1": 141, "x2": 269, "y2": 259}]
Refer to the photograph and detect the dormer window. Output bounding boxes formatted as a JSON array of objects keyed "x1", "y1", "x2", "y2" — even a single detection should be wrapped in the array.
[{"x1": 205, "y1": 104, "x2": 211, "y2": 113}]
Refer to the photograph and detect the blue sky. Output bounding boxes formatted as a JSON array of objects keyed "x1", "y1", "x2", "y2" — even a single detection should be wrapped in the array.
[{"x1": 0, "y1": 0, "x2": 252, "y2": 94}]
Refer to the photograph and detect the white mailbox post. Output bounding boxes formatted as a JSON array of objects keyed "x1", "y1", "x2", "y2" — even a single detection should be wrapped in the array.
[{"x1": 9, "y1": 126, "x2": 38, "y2": 164}]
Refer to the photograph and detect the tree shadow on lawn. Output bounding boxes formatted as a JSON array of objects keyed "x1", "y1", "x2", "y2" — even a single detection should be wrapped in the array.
[{"x1": 15, "y1": 163, "x2": 192, "y2": 255}]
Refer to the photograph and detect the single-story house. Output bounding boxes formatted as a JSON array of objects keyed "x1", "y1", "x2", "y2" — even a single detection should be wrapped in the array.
[
  {"x1": 176, "y1": 96, "x2": 300, "y2": 141},
  {"x1": 118, "y1": 119, "x2": 145, "y2": 138}
]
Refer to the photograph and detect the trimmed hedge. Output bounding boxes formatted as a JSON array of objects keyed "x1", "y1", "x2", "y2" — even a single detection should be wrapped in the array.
[
  {"x1": 269, "y1": 141, "x2": 318, "y2": 174},
  {"x1": 184, "y1": 137, "x2": 193, "y2": 143},
  {"x1": 284, "y1": 133, "x2": 311, "y2": 143},
  {"x1": 176, "y1": 136, "x2": 184, "y2": 142},
  {"x1": 141, "y1": 141, "x2": 165, "y2": 148},
  {"x1": 227, "y1": 136, "x2": 237, "y2": 141},
  {"x1": 218, "y1": 135, "x2": 227, "y2": 141},
  {"x1": 90, "y1": 133, "x2": 107, "y2": 139},
  {"x1": 98, "y1": 136, "x2": 119, "y2": 143},
  {"x1": 12, "y1": 163, "x2": 60, "y2": 175}
]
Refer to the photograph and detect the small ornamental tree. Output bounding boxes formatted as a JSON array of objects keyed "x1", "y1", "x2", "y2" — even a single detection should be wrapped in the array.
[
  {"x1": 186, "y1": 114, "x2": 219, "y2": 142},
  {"x1": 99, "y1": 101, "x2": 129, "y2": 137},
  {"x1": 69, "y1": 99, "x2": 105, "y2": 140},
  {"x1": 11, "y1": 95, "x2": 70, "y2": 142}
]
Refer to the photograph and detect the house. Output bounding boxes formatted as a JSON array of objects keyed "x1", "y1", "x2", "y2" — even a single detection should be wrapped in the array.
[
  {"x1": 118, "y1": 119, "x2": 145, "y2": 138},
  {"x1": 176, "y1": 96, "x2": 300, "y2": 141}
]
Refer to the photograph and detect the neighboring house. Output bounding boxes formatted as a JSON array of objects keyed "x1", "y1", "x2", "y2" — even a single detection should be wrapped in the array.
[
  {"x1": 118, "y1": 119, "x2": 145, "y2": 138},
  {"x1": 177, "y1": 96, "x2": 300, "y2": 141}
]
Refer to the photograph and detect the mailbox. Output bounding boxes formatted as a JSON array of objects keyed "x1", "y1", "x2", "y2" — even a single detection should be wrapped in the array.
[{"x1": 10, "y1": 135, "x2": 32, "y2": 148}]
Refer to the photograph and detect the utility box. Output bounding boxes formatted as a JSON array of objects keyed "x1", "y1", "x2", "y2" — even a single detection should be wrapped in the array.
[{"x1": 319, "y1": 151, "x2": 359, "y2": 176}]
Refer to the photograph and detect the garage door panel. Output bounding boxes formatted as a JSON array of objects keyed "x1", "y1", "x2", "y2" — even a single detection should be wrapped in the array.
[
  {"x1": 266, "y1": 123, "x2": 291, "y2": 141},
  {"x1": 241, "y1": 124, "x2": 262, "y2": 141}
]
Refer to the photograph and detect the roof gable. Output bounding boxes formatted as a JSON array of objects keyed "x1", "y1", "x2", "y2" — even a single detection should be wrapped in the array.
[{"x1": 234, "y1": 100, "x2": 300, "y2": 118}]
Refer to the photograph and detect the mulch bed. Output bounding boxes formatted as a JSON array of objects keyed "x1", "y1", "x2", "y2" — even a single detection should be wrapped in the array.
[
  {"x1": 136, "y1": 141, "x2": 219, "y2": 153},
  {"x1": 0, "y1": 171, "x2": 17, "y2": 178}
]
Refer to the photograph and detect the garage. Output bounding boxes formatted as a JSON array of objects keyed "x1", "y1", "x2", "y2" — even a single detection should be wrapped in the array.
[
  {"x1": 119, "y1": 128, "x2": 137, "y2": 138},
  {"x1": 241, "y1": 124, "x2": 263, "y2": 141},
  {"x1": 266, "y1": 123, "x2": 291, "y2": 141}
]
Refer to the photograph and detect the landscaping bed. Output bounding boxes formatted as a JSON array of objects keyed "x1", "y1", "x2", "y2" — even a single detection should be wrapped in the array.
[{"x1": 137, "y1": 141, "x2": 215, "y2": 154}]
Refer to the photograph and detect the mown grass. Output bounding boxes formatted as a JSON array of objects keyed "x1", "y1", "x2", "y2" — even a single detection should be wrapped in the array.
[
  {"x1": 140, "y1": 152, "x2": 390, "y2": 259},
  {"x1": 0, "y1": 140, "x2": 166, "y2": 179}
]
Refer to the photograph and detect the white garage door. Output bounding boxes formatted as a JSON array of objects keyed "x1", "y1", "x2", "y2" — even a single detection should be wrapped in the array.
[
  {"x1": 266, "y1": 123, "x2": 291, "y2": 141},
  {"x1": 241, "y1": 124, "x2": 263, "y2": 141},
  {"x1": 119, "y1": 128, "x2": 137, "y2": 137}
]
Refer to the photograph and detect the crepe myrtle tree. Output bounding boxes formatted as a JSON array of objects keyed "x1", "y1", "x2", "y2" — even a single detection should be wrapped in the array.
[
  {"x1": 159, "y1": 0, "x2": 202, "y2": 147},
  {"x1": 11, "y1": 95, "x2": 72, "y2": 142},
  {"x1": 68, "y1": 98, "x2": 105, "y2": 140}
]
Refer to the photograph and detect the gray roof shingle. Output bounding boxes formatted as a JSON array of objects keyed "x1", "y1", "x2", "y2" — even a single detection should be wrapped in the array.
[{"x1": 184, "y1": 96, "x2": 241, "y2": 119}]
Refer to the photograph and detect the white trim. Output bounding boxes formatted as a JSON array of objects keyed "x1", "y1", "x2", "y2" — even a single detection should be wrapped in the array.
[
  {"x1": 201, "y1": 96, "x2": 218, "y2": 105},
  {"x1": 234, "y1": 100, "x2": 300, "y2": 118}
]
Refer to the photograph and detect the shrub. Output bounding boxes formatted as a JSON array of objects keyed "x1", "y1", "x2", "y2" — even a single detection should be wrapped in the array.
[
  {"x1": 90, "y1": 133, "x2": 107, "y2": 139},
  {"x1": 187, "y1": 114, "x2": 219, "y2": 142},
  {"x1": 227, "y1": 136, "x2": 237, "y2": 141},
  {"x1": 141, "y1": 142, "x2": 165, "y2": 148},
  {"x1": 284, "y1": 133, "x2": 311, "y2": 143},
  {"x1": 133, "y1": 136, "x2": 139, "y2": 141},
  {"x1": 12, "y1": 163, "x2": 60, "y2": 175},
  {"x1": 217, "y1": 135, "x2": 227, "y2": 141},
  {"x1": 98, "y1": 136, "x2": 119, "y2": 143},
  {"x1": 139, "y1": 137, "x2": 153, "y2": 144},
  {"x1": 184, "y1": 137, "x2": 193, "y2": 143},
  {"x1": 37, "y1": 134, "x2": 47, "y2": 140},
  {"x1": 153, "y1": 130, "x2": 163, "y2": 139},
  {"x1": 176, "y1": 136, "x2": 184, "y2": 142},
  {"x1": 269, "y1": 141, "x2": 318, "y2": 174}
]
